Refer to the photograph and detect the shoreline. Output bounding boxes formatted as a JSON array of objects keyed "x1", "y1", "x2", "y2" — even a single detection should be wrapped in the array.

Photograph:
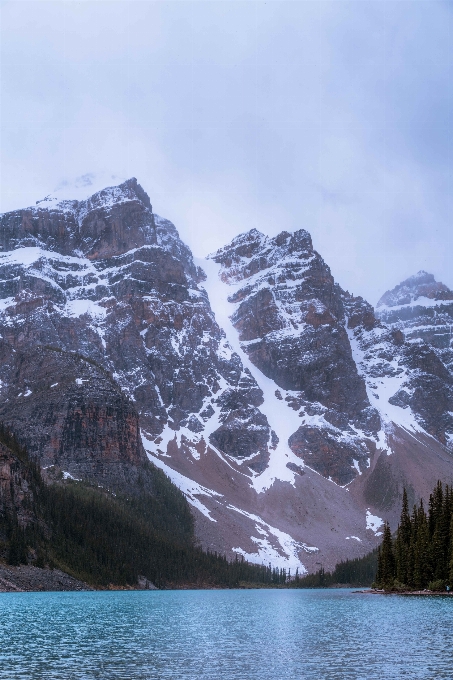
[
  {"x1": 0, "y1": 563, "x2": 92, "y2": 593},
  {"x1": 358, "y1": 588, "x2": 453, "y2": 597}
]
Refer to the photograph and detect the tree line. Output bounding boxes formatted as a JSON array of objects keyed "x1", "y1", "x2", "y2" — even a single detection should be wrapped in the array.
[
  {"x1": 289, "y1": 549, "x2": 378, "y2": 588},
  {"x1": 375, "y1": 482, "x2": 453, "y2": 591}
]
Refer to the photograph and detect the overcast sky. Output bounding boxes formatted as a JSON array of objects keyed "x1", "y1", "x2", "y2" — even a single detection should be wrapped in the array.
[{"x1": 1, "y1": 0, "x2": 452, "y2": 304}]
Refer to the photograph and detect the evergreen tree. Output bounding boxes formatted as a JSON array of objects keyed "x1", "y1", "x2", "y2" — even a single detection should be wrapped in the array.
[
  {"x1": 449, "y1": 512, "x2": 453, "y2": 585},
  {"x1": 395, "y1": 488, "x2": 411, "y2": 584},
  {"x1": 413, "y1": 502, "x2": 429, "y2": 589},
  {"x1": 428, "y1": 481, "x2": 443, "y2": 538},
  {"x1": 7, "y1": 525, "x2": 28, "y2": 566},
  {"x1": 378, "y1": 522, "x2": 395, "y2": 587},
  {"x1": 376, "y1": 482, "x2": 453, "y2": 591}
]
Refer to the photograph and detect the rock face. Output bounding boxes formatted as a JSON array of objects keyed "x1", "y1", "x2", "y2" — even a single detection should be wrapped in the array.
[
  {"x1": 340, "y1": 272, "x2": 453, "y2": 527},
  {"x1": 0, "y1": 177, "x2": 154, "y2": 258},
  {"x1": 210, "y1": 229, "x2": 380, "y2": 485},
  {"x1": 0, "y1": 344, "x2": 149, "y2": 492},
  {"x1": 1, "y1": 177, "x2": 453, "y2": 574},
  {"x1": 346, "y1": 272, "x2": 453, "y2": 453},
  {"x1": 376, "y1": 270, "x2": 453, "y2": 373},
  {"x1": 377, "y1": 270, "x2": 453, "y2": 309},
  {"x1": 0, "y1": 178, "x2": 273, "y2": 486},
  {"x1": 0, "y1": 441, "x2": 35, "y2": 528}
]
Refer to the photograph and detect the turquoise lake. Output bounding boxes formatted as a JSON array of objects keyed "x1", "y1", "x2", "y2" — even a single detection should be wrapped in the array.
[{"x1": 0, "y1": 589, "x2": 452, "y2": 679}]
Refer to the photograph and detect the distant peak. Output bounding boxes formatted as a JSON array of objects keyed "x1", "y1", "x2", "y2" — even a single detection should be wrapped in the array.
[
  {"x1": 377, "y1": 271, "x2": 452, "y2": 308},
  {"x1": 403, "y1": 270, "x2": 435, "y2": 285},
  {"x1": 208, "y1": 228, "x2": 266, "y2": 261},
  {"x1": 34, "y1": 174, "x2": 152, "y2": 212},
  {"x1": 47, "y1": 172, "x2": 127, "y2": 202},
  {"x1": 233, "y1": 228, "x2": 266, "y2": 243}
]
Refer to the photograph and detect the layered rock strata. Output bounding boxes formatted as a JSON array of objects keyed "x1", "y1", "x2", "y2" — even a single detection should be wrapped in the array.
[
  {"x1": 210, "y1": 228, "x2": 380, "y2": 485},
  {"x1": 0, "y1": 179, "x2": 274, "y2": 487},
  {"x1": 346, "y1": 272, "x2": 453, "y2": 453}
]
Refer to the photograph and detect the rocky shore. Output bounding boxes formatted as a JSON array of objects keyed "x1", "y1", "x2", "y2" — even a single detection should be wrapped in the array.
[
  {"x1": 0, "y1": 563, "x2": 92, "y2": 592},
  {"x1": 361, "y1": 589, "x2": 453, "y2": 597}
]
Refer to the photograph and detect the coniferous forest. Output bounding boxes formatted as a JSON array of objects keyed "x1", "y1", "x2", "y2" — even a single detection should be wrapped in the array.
[
  {"x1": 290, "y1": 549, "x2": 379, "y2": 588},
  {"x1": 375, "y1": 483, "x2": 453, "y2": 591},
  {"x1": 0, "y1": 425, "x2": 288, "y2": 589}
]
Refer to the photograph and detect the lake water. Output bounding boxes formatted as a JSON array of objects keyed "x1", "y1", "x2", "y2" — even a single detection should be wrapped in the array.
[{"x1": 0, "y1": 589, "x2": 452, "y2": 679}]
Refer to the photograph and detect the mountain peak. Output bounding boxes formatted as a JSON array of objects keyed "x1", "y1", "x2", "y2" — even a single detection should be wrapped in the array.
[
  {"x1": 377, "y1": 271, "x2": 453, "y2": 308},
  {"x1": 405, "y1": 270, "x2": 435, "y2": 285},
  {"x1": 1, "y1": 176, "x2": 155, "y2": 258},
  {"x1": 34, "y1": 174, "x2": 152, "y2": 212}
]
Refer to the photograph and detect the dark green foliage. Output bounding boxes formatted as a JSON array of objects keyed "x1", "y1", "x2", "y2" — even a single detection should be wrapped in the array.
[
  {"x1": 7, "y1": 525, "x2": 28, "y2": 566},
  {"x1": 395, "y1": 488, "x2": 411, "y2": 584},
  {"x1": 0, "y1": 424, "x2": 287, "y2": 588},
  {"x1": 376, "y1": 522, "x2": 395, "y2": 587},
  {"x1": 41, "y1": 482, "x2": 283, "y2": 587},
  {"x1": 375, "y1": 481, "x2": 453, "y2": 591},
  {"x1": 290, "y1": 549, "x2": 379, "y2": 588}
]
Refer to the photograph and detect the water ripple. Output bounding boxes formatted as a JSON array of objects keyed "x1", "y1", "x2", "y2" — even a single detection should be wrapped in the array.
[{"x1": 0, "y1": 589, "x2": 452, "y2": 679}]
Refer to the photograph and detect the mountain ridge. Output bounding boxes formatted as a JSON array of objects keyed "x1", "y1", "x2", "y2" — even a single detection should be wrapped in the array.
[{"x1": 1, "y1": 177, "x2": 452, "y2": 573}]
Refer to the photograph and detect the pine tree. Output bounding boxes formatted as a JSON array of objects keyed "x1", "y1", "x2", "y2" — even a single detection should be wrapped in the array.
[
  {"x1": 7, "y1": 526, "x2": 28, "y2": 566},
  {"x1": 449, "y1": 512, "x2": 453, "y2": 585},
  {"x1": 395, "y1": 488, "x2": 411, "y2": 584},
  {"x1": 413, "y1": 501, "x2": 429, "y2": 589},
  {"x1": 406, "y1": 505, "x2": 419, "y2": 587},
  {"x1": 377, "y1": 521, "x2": 395, "y2": 588},
  {"x1": 376, "y1": 481, "x2": 453, "y2": 592},
  {"x1": 428, "y1": 481, "x2": 443, "y2": 538}
]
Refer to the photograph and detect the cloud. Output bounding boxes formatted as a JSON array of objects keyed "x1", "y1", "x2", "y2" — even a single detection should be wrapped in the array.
[{"x1": 1, "y1": 0, "x2": 452, "y2": 303}]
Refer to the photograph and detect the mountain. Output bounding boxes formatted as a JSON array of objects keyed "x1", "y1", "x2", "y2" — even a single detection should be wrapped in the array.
[
  {"x1": 206, "y1": 232, "x2": 453, "y2": 534},
  {"x1": 1, "y1": 177, "x2": 452, "y2": 575},
  {"x1": 208, "y1": 228, "x2": 380, "y2": 485},
  {"x1": 350, "y1": 270, "x2": 453, "y2": 451}
]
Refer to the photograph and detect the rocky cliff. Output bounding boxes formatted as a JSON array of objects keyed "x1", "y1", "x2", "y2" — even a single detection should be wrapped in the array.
[
  {"x1": 210, "y1": 228, "x2": 380, "y2": 486},
  {"x1": 0, "y1": 441, "x2": 36, "y2": 529},
  {"x1": 0, "y1": 179, "x2": 274, "y2": 489},
  {"x1": 347, "y1": 271, "x2": 453, "y2": 453}
]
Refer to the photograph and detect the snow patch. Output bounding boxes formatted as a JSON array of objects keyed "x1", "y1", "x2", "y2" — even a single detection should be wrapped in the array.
[
  {"x1": 376, "y1": 296, "x2": 452, "y2": 313},
  {"x1": 62, "y1": 471, "x2": 81, "y2": 481},
  {"x1": 347, "y1": 324, "x2": 424, "y2": 445},
  {"x1": 64, "y1": 299, "x2": 106, "y2": 320},
  {"x1": 228, "y1": 504, "x2": 315, "y2": 572},
  {"x1": 141, "y1": 432, "x2": 222, "y2": 522},
  {"x1": 366, "y1": 510, "x2": 384, "y2": 535},
  {"x1": 199, "y1": 257, "x2": 308, "y2": 493}
]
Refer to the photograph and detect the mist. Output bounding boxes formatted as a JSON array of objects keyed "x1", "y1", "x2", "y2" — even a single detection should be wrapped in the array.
[{"x1": 1, "y1": 0, "x2": 452, "y2": 304}]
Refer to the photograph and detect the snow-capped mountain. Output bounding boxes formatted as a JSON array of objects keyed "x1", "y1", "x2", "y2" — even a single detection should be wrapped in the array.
[
  {"x1": 376, "y1": 271, "x2": 453, "y2": 374},
  {"x1": 348, "y1": 272, "x2": 453, "y2": 451},
  {"x1": 1, "y1": 178, "x2": 452, "y2": 573},
  {"x1": 208, "y1": 228, "x2": 380, "y2": 487}
]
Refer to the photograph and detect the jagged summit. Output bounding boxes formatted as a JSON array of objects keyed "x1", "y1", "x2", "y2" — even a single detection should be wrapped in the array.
[
  {"x1": 35, "y1": 172, "x2": 129, "y2": 206},
  {"x1": 32, "y1": 175, "x2": 153, "y2": 222},
  {"x1": 211, "y1": 228, "x2": 314, "y2": 285},
  {"x1": 208, "y1": 224, "x2": 381, "y2": 486},
  {"x1": 0, "y1": 177, "x2": 163, "y2": 260},
  {"x1": 377, "y1": 271, "x2": 453, "y2": 309}
]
